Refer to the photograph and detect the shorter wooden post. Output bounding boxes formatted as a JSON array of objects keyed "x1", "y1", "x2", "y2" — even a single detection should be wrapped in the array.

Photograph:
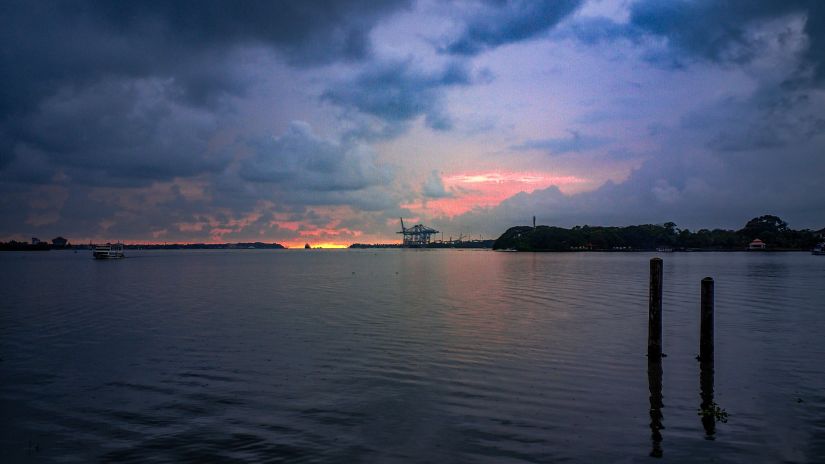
[
  {"x1": 700, "y1": 277, "x2": 714, "y2": 363},
  {"x1": 648, "y1": 258, "x2": 663, "y2": 358}
]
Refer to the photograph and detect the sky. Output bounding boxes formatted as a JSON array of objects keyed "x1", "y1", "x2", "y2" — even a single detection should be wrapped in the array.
[{"x1": 2, "y1": 0, "x2": 824, "y2": 247}]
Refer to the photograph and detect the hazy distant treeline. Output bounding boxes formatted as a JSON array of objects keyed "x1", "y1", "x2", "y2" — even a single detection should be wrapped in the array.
[
  {"x1": 0, "y1": 241, "x2": 286, "y2": 251},
  {"x1": 0, "y1": 241, "x2": 53, "y2": 251},
  {"x1": 121, "y1": 242, "x2": 285, "y2": 250},
  {"x1": 493, "y1": 215, "x2": 823, "y2": 251}
]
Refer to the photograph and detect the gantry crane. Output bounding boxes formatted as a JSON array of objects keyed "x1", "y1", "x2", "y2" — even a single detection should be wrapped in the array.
[{"x1": 398, "y1": 217, "x2": 439, "y2": 247}]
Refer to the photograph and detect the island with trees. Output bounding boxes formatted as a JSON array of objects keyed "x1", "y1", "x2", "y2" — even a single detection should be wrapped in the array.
[{"x1": 492, "y1": 215, "x2": 823, "y2": 252}]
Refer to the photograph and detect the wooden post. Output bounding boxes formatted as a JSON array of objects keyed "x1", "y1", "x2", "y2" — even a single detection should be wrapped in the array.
[
  {"x1": 648, "y1": 258, "x2": 663, "y2": 358},
  {"x1": 700, "y1": 277, "x2": 714, "y2": 363},
  {"x1": 647, "y1": 258, "x2": 665, "y2": 455},
  {"x1": 699, "y1": 278, "x2": 717, "y2": 437}
]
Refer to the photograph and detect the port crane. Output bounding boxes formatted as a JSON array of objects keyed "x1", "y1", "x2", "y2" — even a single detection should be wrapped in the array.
[{"x1": 398, "y1": 217, "x2": 439, "y2": 247}]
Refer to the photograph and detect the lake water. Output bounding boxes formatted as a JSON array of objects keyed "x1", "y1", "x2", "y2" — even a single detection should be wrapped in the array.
[{"x1": 1, "y1": 249, "x2": 824, "y2": 463}]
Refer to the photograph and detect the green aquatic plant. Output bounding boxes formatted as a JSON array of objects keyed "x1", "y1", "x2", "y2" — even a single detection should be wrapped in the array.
[{"x1": 698, "y1": 402, "x2": 728, "y2": 423}]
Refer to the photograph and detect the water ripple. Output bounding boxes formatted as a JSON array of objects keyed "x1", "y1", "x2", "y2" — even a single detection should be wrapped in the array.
[{"x1": 1, "y1": 250, "x2": 823, "y2": 462}]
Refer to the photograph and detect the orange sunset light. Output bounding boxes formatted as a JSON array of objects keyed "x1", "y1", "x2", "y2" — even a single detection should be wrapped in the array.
[{"x1": 285, "y1": 242, "x2": 349, "y2": 249}]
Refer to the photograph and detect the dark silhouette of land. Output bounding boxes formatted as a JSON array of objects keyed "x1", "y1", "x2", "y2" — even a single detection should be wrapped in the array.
[
  {"x1": 1, "y1": 241, "x2": 285, "y2": 251},
  {"x1": 114, "y1": 242, "x2": 286, "y2": 250},
  {"x1": 0, "y1": 236, "x2": 71, "y2": 251},
  {"x1": 493, "y1": 215, "x2": 823, "y2": 252},
  {"x1": 0, "y1": 241, "x2": 52, "y2": 251},
  {"x1": 5, "y1": 215, "x2": 822, "y2": 252}
]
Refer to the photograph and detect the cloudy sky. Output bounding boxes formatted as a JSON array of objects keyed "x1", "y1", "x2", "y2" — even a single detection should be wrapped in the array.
[{"x1": 2, "y1": 0, "x2": 824, "y2": 247}]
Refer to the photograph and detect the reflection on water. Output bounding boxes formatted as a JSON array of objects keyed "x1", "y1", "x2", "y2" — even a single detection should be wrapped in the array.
[
  {"x1": 0, "y1": 250, "x2": 824, "y2": 462},
  {"x1": 698, "y1": 355, "x2": 728, "y2": 438},
  {"x1": 700, "y1": 359, "x2": 717, "y2": 438},
  {"x1": 648, "y1": 356, "x2": 664, "y2": 458}
]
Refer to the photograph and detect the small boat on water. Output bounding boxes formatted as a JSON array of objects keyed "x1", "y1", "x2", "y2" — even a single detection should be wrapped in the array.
[
  {"x1": 93, "y1": 243, "x2": 125, "y2": 259},
  {"x1": 814, "y1": 243, "x2": 825, "y2": 256}
]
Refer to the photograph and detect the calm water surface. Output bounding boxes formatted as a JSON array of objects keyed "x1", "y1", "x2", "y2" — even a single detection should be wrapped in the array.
[{"x1": 1, "y1": 250, "x2": 824, "y2": 463}]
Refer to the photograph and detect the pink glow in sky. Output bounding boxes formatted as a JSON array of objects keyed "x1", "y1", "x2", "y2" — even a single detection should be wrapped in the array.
[{"x1": 406, "y1": 171, "x2": 588, "y2": 217}]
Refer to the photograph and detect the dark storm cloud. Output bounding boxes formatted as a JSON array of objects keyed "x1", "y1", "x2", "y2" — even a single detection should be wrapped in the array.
[
  {"x1": 322, "y1": 59, "x2": 479, "y2": 131},
  {"x1": 81, "y1": 0, "x2": 411, "y2": 65},
  {"x1": 0, "y1": 0, "x2": 411, "y2": 182},
  {"x1": 241, "y1": 121, "x2": 392, "y2": 192},
  {"x1": 628, "y1": 0, "x2": 825, "y2": 79},
  {"x1": 676, "y1": 77, "x2": 825, "y2": 155},
  {"x1": 443, "y1": 0, "x2": 584, "y2": 55},
  {"x1": 0, "y1": 0, "x2": 415, "y2": 240},
  {"x1": 0, "y1": 0, "x2": 411, "y2": 112},
  {"x1": 0, "y1": 128, "x2": 17, "y2": 170},
  {"x1": 3, "y1": 79, "x2": 230, "y2": 186},
  {"x1": 216, "y1": 121, "x2": 404, "y2": 221}
]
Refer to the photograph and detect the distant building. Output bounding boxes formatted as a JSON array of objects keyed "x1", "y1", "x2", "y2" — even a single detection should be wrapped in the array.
[
  {"x1": 31, "y1": 237, "x2": 40, "y2": 245},
  {"x1": 748, "y1": 238, "x2": 766, "y2": 250},
  {"x1": 52, "y1": 236, "x2": 68, "y2": 247}
]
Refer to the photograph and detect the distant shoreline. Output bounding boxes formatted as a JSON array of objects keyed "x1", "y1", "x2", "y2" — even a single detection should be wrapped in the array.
[
  {"x1": 350, "y1": 240, "x2": 495, "y2": 249},
  {"x1": 1, "y1": 246, "x2": 817, "y2": 253},
  {"x1": 0, "y1": 241, "x2": 286, "y2": 251},
  {"x1": 492, "y1": 215, "x2": 823, "y2": 252}
]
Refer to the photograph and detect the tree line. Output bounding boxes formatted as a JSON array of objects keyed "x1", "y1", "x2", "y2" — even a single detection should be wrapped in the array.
[{"x1": 492, "y1": 215, "x2": 823, "y2": 251}]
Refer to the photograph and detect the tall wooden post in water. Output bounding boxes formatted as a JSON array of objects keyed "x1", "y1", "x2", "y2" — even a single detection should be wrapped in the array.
[
  {"x1": 699, "y1": 277, "x2": 714, "y2": 363},
  {"x1": 647, "y1": 258, "x2": 665, "y2": 456},
  {"x1": 648, "y1": 258, "x2": 663, "y2": 358},
  {"x1": 699, "y1": 277, "x2": 717, "y2": 437}
]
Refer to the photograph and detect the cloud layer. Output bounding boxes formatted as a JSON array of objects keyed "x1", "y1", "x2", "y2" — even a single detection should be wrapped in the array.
[{"x1": 2, "y1": 0, "x2": 824, "y2": 245}]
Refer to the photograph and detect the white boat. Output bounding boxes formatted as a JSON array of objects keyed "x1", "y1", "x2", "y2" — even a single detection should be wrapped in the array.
[
  {"x1": 93, "y1": 243, "x2": 125, "y2": 259},
  {"x1": 814, "y1": 243, "x2": 825, "y2": 256}
]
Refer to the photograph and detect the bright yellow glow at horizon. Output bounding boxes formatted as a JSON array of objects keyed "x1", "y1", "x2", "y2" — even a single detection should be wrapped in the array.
[{"x1": 285, "y1": 242, "x2": 349, "y2": 249}]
